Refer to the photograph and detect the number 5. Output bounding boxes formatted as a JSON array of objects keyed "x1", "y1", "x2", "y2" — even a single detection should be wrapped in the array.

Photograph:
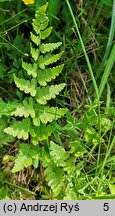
[{"x1": 103, "y1": 203, "x2": 109, "y2": 211}]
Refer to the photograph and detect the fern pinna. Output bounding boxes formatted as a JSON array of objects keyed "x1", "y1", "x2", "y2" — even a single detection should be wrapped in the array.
[{"x1": 4, "y1": 3, "x2": 67, "y2": 170}]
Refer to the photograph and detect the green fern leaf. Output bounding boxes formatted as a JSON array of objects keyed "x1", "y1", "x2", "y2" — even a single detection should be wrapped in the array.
[
  {"x1": 30, "y1": 45, "x2": 39, "y2": 61},
  {"x1": 12, "y1": 144, "x2": 39, "y2": 172},
  {"x1": 33, "y1": 16, "x2": 49, "y2": 31},
  {"x1": 37, "y1": 64, "x2": 64, "y2": 86},
  {"x1": 64, "y1": 190, "x2": 78, "y2": 200},
  {"x1": 45, "y1": 165, "x2": 64, "y2": 195},
  {"x1": 38, "y1": 51, "x2": 64, "y2": 69},
  {"x1": 50, "y1": 141, "x2": 75, "y2": 174},
  {"x1": 0, "y1": 117, "x2": 14, "y2": 146},
  {"x1": 4, "y1": 3, "x2": 67, "y2": 182},
  {"x1": 4, "y1": 118, "x2": 30, "y2": 140},
  {"x1": 14, "y1": 75, "x2": 36, "y2": 97},
  {"x1": 32, "y1": 23, "x2": 40, "y2": 34},
  {"x1": 33, "y1": 106, "x2": 67, "y2": 125},
  {"x1": 41, "y1": 149, "x2": 64, "y2": 195},
  {"x1": 50, "y1": 141, "x2": 70, "y2": 167},
  {"x1": 40, "y1": 106, "x2": 67, "y2": 123},
  {"x1": 32, "y1": 116, "x2": 40, "y2": 126},
  {"x1": 12, "y1": 144, "x2": 32, "y2": 172},
  {"x1": 30, "y1": 124, "x2": 54, "y2": 145},
  {"x1": 11, "y1": 99, "x2": 35, "y2": 118},
  {"x1": 69, "y1": 140, "x2": 86, "y2": 157},
  {"x1": 40, "y1": 27, "x2": 52, "y2": 40},
  {"x1": 34, "y1": 3, "x2": 49, "y2": 31},
  {"x1": 40, "y1": 42, "x2": 62, "y2": 54},
  {"x1": 36, "y1": 2, "x2": 48, "y2": 14},
  {"x1": 36, "y1": 83, "x2": 66, "y2": 104},
  {"x1": 22, "y1": 61, "x2": 37, "y2": 78},
  {"x1": 30, "y1": 32, "x2": 40, "y2": 46},
  {"x1": 32, "y1": 25, "x2": 53, "y2": 42},
  {"x1": 0, "y1": 99, "x2": 18, "y2": 118},
  {"x1": 11, "y1": 104, "x2": 29, "y2": 118}
]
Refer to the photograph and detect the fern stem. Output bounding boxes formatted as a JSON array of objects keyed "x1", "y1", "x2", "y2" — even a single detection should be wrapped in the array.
[{"x1": 65, "y1": 0, "x2": 99, "y2": 100}]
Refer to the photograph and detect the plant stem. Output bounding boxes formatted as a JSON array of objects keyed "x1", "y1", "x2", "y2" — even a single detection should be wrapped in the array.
[
  {"x1": 65, "y1": 0, "x2": 99, "y2": 100},
  {"x1": 98, "y1": 43, "x2": 115, "y2": 99},
  {"x1": 95, "y1": 0, "x2": 115, "y2": 80},
  {"x1": 17, "y1": 0, "x2": 22, "y2": 35},
  {"x1": 0, "y1": 179, "x2": 36, "y2": 196},
  {"x1": 100, "y1": 135, "x2": 115, "y2": 176}
]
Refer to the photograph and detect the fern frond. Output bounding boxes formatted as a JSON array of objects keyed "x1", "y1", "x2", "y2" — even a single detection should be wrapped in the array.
[
  {"x1": 4, "y1": 3, "x2": 67, "y2": 182},
  {"x1": 36, "y1": 83, "x2": 65, "y2": 104},
  {"x1": 37, "y1": 64, "x2": 64, "y2": 86},
  {"x1": 22, "y1": 61, "x2": 37, "y2": 78},
  {"x1": 14, "y1": 75, "x2": 36, "y2": 97},
  {"x1": 40, "y1": 42, "x2": 62, "y2": 54},
  {"x1": 38, "y1": 51, "x2": 64, "y2": 69},
  {"x1": 4, "y1": 118, "x2": 31, "y2": 140}
]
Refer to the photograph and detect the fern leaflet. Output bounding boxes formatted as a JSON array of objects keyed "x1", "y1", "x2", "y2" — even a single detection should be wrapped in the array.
[
  {"x1": 37, "y1": 64, "x2": 64, "y2": 86},
  {"x1": 36, "y1": 83, "x2": 65, "y2": 104},
  {"x1": 12, "y1": 144, "x2": 39, "y2": 172},
  {"x1": 38, "y1": 52, "x2": 64, "y2": 69},
  {"x1": 14, "y1": 75, "x2": 36, "y2": 97},
  {"x1": 30, "y1": 124, "x2": 54, "y2": 145},
  {"x1": 40, "y1": 42, "x2": 62, "y2": 54},
  {"x1": 4, "y1": 118, "x2": 31, "y2": 140},
  {"x1": 34, "y1": 106, "x2": 67, "y2": 125},
  {"x1": 11, "y1": 98, "x2": 35, "y2": 118},
  {"x1": 40, "y1": 149, "x2": 64, "y2": 195},
  {"x1": 30, "y1": 45, "x2": 39, "y2": 61},
  {"x1": 22, "y1": 61, "x2": 37, "y2": 78}
]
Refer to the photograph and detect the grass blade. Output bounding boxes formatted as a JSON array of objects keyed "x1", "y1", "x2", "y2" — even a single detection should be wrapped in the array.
[
  {"x1": 96, "y1": 0, "x2": 115, "y2": 80},
  {"x1": 104, "y1": 0, "x2": 115, "y2": 60},
  {"x1": 65, "y1": 0, "x2": 99, "y2": 100},
  {"x1": 99, "y1": 43, "x2": 115, "y2": 98}
]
